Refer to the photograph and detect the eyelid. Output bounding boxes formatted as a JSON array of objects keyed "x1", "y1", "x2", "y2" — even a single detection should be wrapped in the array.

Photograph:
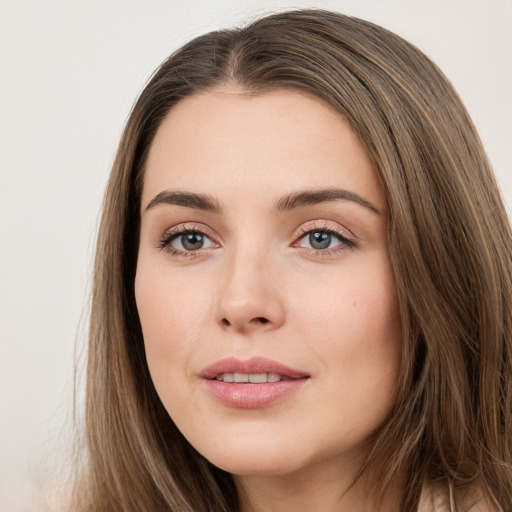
[
  {"x1": 291, "y1": 220, "x2": 357, "y2": 255},
  {"x1": 294, "y1": 219, "x2": 356, "y2": 242},
  {"x1": 158, "y1": 222, "x2": 220, "y2": 254},
  {"x1": 156, "y1": 219, "x2": 356, "y2": 258}
]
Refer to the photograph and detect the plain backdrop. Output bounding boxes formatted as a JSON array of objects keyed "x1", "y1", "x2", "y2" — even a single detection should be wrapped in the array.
[{"x1": 1, "y1": 1, "x2": 511, "y2": 510}]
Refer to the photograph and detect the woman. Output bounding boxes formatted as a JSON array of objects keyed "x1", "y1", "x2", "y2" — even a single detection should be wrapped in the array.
[{"x1": 73, "y1": 9, "x2": 512, "y2": 512}]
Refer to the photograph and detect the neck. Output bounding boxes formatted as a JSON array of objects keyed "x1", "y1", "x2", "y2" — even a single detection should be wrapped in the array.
[{"x1": 234, "y1": 455, "x2": 403, "y2": 512}]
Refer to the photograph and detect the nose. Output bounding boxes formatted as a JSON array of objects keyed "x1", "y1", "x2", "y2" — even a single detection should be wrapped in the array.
[{"x1": 216, "y1": 247, "x2": 285, "y2": 333}]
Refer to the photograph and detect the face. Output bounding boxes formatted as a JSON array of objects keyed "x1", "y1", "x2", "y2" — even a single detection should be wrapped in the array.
[{"x1": 135, "y1": 88, "x2": 402, "y2": 478}]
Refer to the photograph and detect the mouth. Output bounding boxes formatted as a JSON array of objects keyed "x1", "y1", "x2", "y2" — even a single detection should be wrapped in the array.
[
  {"x1": 213, "y1": 372, "x2": 294, "y2": 383},
  {"x1": 200, "y1": 357, "x2": 310, "y2": 408},
  {"x1": 200, "y1": 356, "x2": 309, "y2": 381}
]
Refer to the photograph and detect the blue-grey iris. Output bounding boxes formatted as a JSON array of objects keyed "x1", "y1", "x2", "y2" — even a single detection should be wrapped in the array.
[
  {"x1": 182, "y1": 233, "x2": 204, "y2": 250},
  {"x1": 309, "y1": 231, "x2": 331, "y2": 249}
]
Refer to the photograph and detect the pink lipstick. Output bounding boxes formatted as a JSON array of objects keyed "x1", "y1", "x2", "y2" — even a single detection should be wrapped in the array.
[{"x1": 200, "y1": 357, "x2": 310, "y2": 408}]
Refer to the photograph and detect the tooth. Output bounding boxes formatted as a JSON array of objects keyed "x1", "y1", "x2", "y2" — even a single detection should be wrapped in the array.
[
  {"x1": 215, "y1": 372, "x2": 284, "y2": 383},
  {"x1": 248, "y1": 373, "x2": 267, "y2": 383}
]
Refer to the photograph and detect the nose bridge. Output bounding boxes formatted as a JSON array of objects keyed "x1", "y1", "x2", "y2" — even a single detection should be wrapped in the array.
[{"x1": 216, "y1": 237, "x2": 284, "y2": 332}]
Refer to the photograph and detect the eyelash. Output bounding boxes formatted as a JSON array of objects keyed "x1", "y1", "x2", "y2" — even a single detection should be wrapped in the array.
[
  {"x1": 158, "y1": 222, "x2": 356, "y2": 259},
  {"x1": 158, "y1": 224, "x2": 217, "y2": 259},
  {"x1": 294, "y1": 223, "x2": 356, "y2": 256}
]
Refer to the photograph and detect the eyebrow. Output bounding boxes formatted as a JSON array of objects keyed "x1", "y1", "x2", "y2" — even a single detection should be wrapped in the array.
[
  {"x1": 145, "y1": 191, "x2": 222, "y2": 213},
  {"x1": 273, "y1": 188, "x2": 381, "y2": 214},
  {"x1": 144, "y1": 187, "x2": 381, "y2": 215}
]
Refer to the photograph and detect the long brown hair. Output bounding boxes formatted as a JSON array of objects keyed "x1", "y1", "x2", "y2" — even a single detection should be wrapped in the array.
[{"x1": 73, "y1": 9, "x2": 512, "y2": 512}]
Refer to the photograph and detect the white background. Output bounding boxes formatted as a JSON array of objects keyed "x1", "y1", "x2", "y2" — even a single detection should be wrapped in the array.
[{"x1": 1, "y1": 1, "x2": 511, "y2": 510}]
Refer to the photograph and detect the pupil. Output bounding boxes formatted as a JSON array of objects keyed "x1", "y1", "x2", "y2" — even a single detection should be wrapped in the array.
[
  {"x1": 182, "y1": 233, "x2": 204, "y2": 250},
  {"x1": 309, "y1": 231, "x2": 331, "y2": 250}
]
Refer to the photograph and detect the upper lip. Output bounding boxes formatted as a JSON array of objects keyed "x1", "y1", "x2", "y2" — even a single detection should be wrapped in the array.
[{"x1": 200, "y1": 356, "x2": 310, "y2": 380}]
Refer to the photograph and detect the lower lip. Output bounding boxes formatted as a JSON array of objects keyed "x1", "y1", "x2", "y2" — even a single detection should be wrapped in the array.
[{"x1": 204, "y1": 379, "x2": 309, "y2": 408}]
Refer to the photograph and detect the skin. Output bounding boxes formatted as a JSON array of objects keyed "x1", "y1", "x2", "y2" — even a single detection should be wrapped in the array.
[{"x1": 135, "y1": 87, "x2": 403, "y2": 511}]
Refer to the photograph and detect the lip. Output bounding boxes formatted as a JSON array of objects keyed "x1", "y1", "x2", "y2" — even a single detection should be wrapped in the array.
[
  {"x1": 200, "y1": 356, "x2": 310, "y2": 408},
  {"x1": 200, "y1": 356, "x2": 309, "y2": 380}
]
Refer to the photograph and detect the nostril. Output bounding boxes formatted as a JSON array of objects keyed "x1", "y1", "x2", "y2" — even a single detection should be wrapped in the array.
[{"x1": 220, "y1": 316, "x2": 270, "y2": 329}]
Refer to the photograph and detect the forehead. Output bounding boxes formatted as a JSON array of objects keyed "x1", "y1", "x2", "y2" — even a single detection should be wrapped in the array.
[{"x1": 142, "y1": 87, "x2": 385, "y2": 211}]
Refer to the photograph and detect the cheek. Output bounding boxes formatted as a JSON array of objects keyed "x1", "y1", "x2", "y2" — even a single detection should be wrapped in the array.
[
  {"x1": 134, "y1": 265, "x2": 209, "y2": 389},
  {"x1": 135, "y1": 266, "x2": 224, "y2": 440},
  {"x1": 291, "y1": 258, "x2": 401, "y2": 347},
  {"x1": 343, "y1": 281, "x2": 401, "y2": 375},
  {"x1": 339, "y1": 285, "x2": 401, "y2": 357},
  {"x1": 342, "y1": 289, "x2": 401, "y2": 417},
  {"x1": 292, "y1": 261, "x2": 402, "y2": 399},
  {"x1": 136, "y1": 260, "x2": 206, "y2": 335}
]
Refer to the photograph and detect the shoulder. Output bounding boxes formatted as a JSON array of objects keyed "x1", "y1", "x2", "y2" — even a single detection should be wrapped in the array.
[{"x1": 418, "y1": 481, "x2": 502, "y2": 512}]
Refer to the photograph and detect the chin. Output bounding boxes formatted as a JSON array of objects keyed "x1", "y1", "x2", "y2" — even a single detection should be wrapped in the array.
[
  {"x1": 194, "y1": 438, "x2": 308, "y2": 477},
  {"x1": 210, "y1": 455, "x2": 303, "y2": 477}
]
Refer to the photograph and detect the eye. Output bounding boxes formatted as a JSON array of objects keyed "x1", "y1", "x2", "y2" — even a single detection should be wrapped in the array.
[
  {"x1": 293, "y1": 225, "x2": 355, "y2": 254},
  {"x1": 158, "y1": 225, "x2": 218, "y2": 256},
  {"x1": 302, "y1": 231, "x2": 339, "y2": 250},
  {"x1": 171, "y1": 231, "x2": 215, "y2": 251}
]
